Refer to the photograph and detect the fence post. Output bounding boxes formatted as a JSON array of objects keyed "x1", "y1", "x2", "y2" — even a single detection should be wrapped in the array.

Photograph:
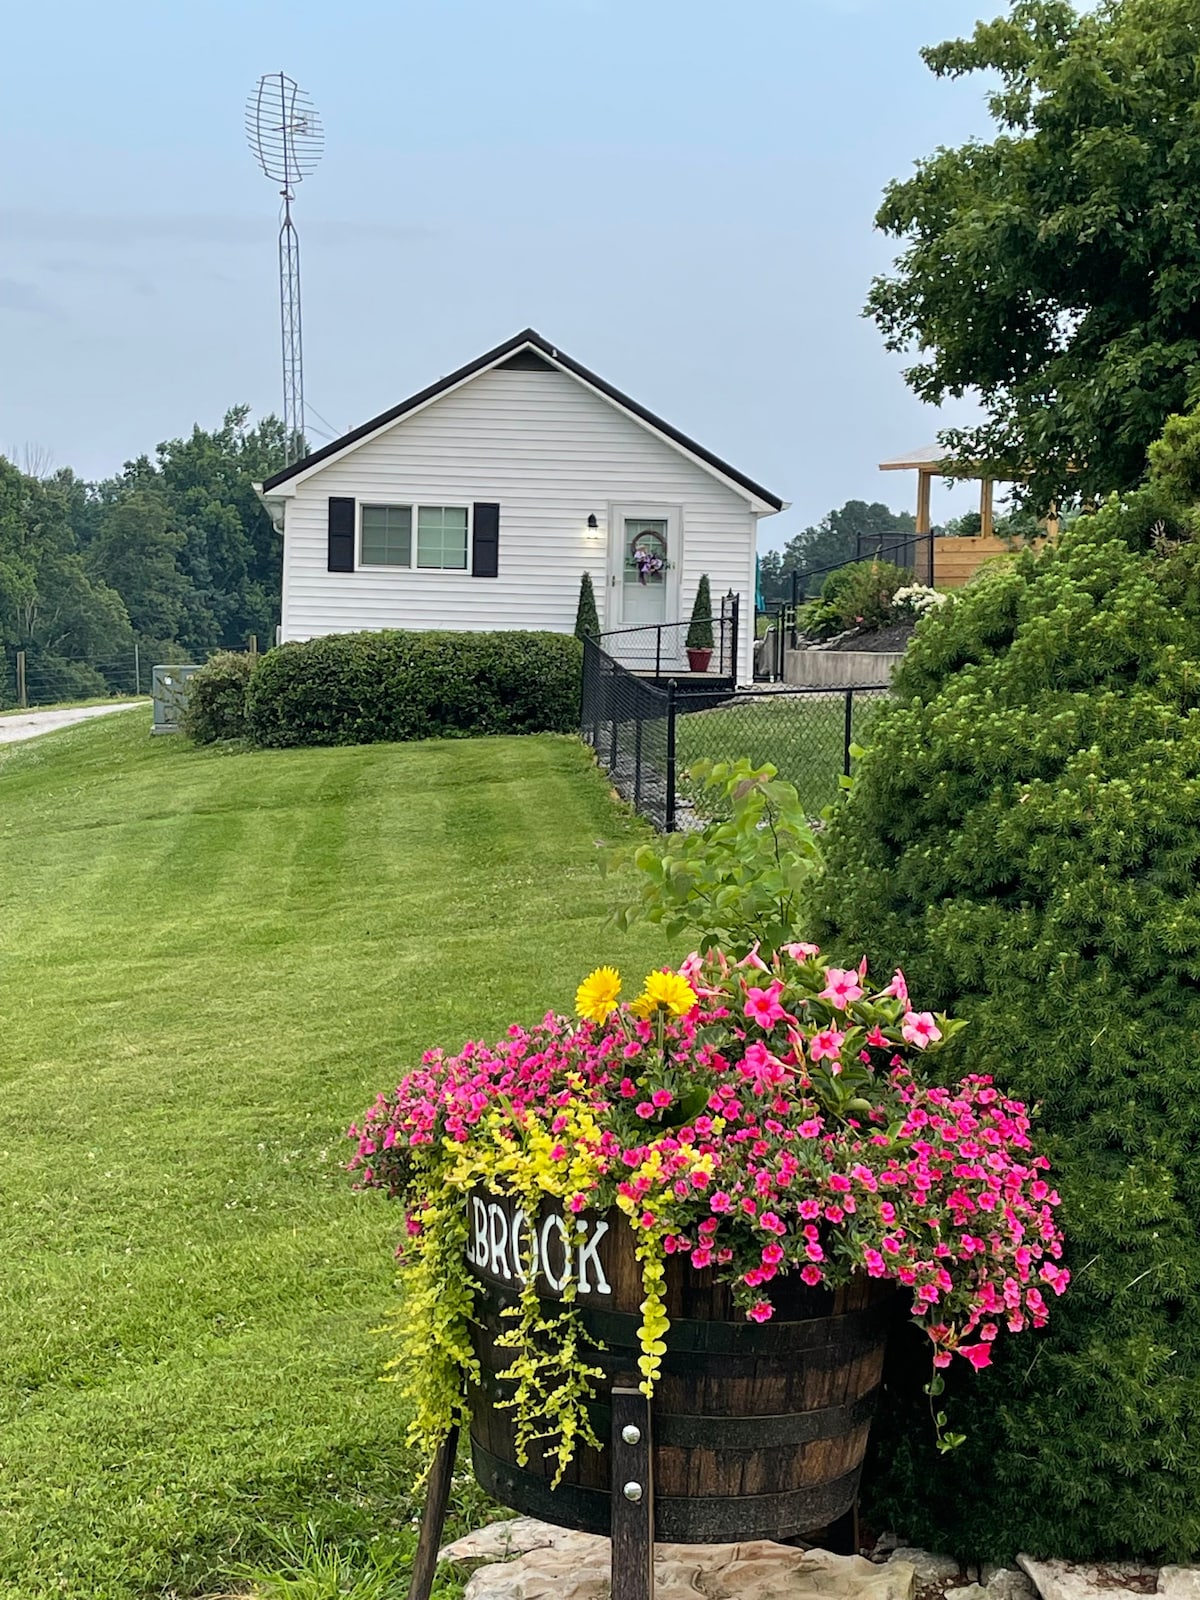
[
  {"x1": 665, "y1": 679, "x2": 677, "y2": 832},
  {"x1": 249, "y1": 634, "x2": 259, "y2": 661},
  {"x1": 16, "y1": 650, "x2": 26, "y2": 708},
  {"x1": 655, "y1": 626, "x2": 662, "y2": 679},
  {"x1": 633, "y1": 706, "x2": 643, "y2": 812},
  {"x1": 843, "y1": 689, "x2": 854, "y2": 780},
  {"x1": 133, "y1": 641, "x2": 141, "y2": 696},
  {"x1": 728, "y1": 592, "x2": 739, "y2": 683}
]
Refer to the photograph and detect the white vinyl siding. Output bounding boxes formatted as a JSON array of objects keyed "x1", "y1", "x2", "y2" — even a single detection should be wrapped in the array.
[{"x1": 278, "y1": 363, "x2": 768, "y2": 682}]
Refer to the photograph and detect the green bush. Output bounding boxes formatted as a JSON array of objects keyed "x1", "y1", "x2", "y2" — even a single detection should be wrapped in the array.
[
  {"x1": 812, "y1": 483, "x2": 1200, "y2": 1561},
  {"x1": 245, "y1": 629, "x2": 582, "y2": 748},
  {"x1": 574, "y1": 572, "x2": 600, "y2": 641},
  {"x1": 611, "y1": 759, "x2": 822, "y2": 958},
  {"x1": 181, "y1": 650, "x2": 255, "y2": 743},
  {"x1": 686, "y1": 574, "x2": 715, "y2": 651},
  {"x1": 798, "y1": 559, "x2": 912, "y2": 640}
]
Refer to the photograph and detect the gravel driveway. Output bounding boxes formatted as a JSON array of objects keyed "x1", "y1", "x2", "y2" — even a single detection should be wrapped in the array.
[{"x1": 0, "y1": 702, "x2": 144, "y2": 745}]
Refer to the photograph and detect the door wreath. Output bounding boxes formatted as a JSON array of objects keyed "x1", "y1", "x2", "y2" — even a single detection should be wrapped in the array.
[{"x1": 628, "y1": 527, "x2": 669, "y2": 585}]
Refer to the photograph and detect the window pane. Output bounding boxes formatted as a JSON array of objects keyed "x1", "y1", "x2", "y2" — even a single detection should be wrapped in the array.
[
  {"x1": 361, "y1": 504, "x2": 412, "y2": 565},
  {"x1": 417, "y1": 505, "x2": 469, "y2": 569}
]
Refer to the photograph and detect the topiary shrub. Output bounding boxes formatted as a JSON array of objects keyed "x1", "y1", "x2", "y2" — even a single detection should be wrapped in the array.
[
  {"x1": 812, "y1": 479, "x2": 1200, "y2": 1561},
  {"x1": 686, "y1": 574, "x2": 715, "y2": 650},
  {"x1": 180, "y1": 650, "x2": 255, "y2": 743},
  {"x1": 575, "y1": 572, "x2": 600, "y2": 641},
  {"x1": 245, "y1": 629, "x2": 582, "y2": 748}
]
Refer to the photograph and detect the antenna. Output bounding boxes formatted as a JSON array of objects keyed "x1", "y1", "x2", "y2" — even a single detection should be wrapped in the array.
[{"x1": 246, "y1": 72, "x2": 324, "y2": 463}]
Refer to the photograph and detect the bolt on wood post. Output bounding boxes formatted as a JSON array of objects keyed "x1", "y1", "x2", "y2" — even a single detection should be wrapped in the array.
[
  {"x1": 610, "y1": 1386, "x2": 654, "y2": 1600},
  {"x1": 16, "y1": 650, "x2": 26, "y2": 708}
]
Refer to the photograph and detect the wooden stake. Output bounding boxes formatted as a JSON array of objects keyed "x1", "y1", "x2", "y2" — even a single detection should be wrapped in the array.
[
  {"x1": 407, "y1": 1424, "x2": 459, "y2": 1600},
  {"x1": 610, "y1": 1386, "x2": 655, "y2": 1600}
]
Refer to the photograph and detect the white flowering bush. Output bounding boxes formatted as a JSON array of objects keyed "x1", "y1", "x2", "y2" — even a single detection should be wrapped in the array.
[{"x1": 893, "y1": 584, "x2": 948, "y2": 617}]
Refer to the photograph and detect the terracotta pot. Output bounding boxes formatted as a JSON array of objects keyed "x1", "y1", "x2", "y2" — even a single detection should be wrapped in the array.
[
  {"x1": 686, "y1": 647, "x2": 713, "y2": 672},
  {"x1": 464, "y1": 1189, "x2": 894, "y2": 1544}
]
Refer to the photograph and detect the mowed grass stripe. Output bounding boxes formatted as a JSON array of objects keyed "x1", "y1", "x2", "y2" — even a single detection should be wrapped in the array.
[{"x1": 0, "y1": 713, "x2": 672, "y2": 1599}]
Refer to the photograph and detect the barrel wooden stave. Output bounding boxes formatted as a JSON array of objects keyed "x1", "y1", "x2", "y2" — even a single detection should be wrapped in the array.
[{"x1": 464, "y1": 1190, "x2": 895, "y2": 1542}]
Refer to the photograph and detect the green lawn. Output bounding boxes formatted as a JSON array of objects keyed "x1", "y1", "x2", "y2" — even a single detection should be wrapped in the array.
[
  {"x1": 0, "y1": 714, "x2": 672, "y2": 1600},
  {"x1": 675, "y1": 691, "x2": 888, "y2": 816}
]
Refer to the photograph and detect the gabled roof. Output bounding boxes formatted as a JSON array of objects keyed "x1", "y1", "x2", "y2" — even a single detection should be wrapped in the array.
[{"x1": 260, "y1": 328, "x2": 784, "y2": 511}]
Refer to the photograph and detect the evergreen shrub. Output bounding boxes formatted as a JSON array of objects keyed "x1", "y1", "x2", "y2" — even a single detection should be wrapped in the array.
[
  {"x1": 813, "y1": 481, "x2": 1200, "y2": 1561},
  {"x1": 686, "y1": 574, "x2": 715, "y2": 650},
  {"x1": 575, "y1": 572, "x2": 600, "y2": 641},
  {"x1": 245, "y1": 629, "x2": 582, "y2": 748},
  {"x1": 181, "y1": 650, "x2": 255, "y2": 743}
]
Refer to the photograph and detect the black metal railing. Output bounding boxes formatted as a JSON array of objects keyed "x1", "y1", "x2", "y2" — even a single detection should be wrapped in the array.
[
  {"x1": 582, "y1": 635, "x2": 889, "y2": 832},
  {"x1": 787, "y1": 530, "x2": 938, "y2": 610},
  {"x1": 594, "y1": 593, "x2": 740, "y2": 680}
]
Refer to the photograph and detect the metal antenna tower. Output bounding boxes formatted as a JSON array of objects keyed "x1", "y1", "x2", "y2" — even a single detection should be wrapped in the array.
[{"x1": 246, "y1": 73, "x2": 324, "y2": 462}]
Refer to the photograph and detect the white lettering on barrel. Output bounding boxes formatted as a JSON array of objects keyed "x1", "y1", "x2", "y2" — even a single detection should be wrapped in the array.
[
  {"x1": 468, "y1": 1193, "x2": 488, "y2": 1267},
  {"x1": 539, "y1": 1213, "x2": 572, "y2": 1291},
  {"x1": 510, "y1": 1207, "x2": 533, "y2": 1285},
  {"x1": 488, "y1": 1203, "x2": 511, "y2": 1281},
  {"x1": 576, "y1": 1218, "x2": 611, "y2": 1294},
  {"x1": 465, "y1": 1195, "x2": 611, "y2": 1297}
]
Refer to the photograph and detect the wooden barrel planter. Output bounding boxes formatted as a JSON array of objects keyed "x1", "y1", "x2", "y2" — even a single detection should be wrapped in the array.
[{"x1": 465, "y1": 1189, "x2": 895, "y2": 1545}]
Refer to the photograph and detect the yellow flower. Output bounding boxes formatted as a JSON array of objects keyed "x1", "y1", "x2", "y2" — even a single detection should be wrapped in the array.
[
  {"x1": 576, "y1": 966, "x2": 622, "y2": 1023},
  {"x1": 632, "y1": 969, "x2": 698, "y2": 1018}
]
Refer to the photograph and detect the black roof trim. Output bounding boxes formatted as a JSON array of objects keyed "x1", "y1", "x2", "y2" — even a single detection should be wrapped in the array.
[{"x1": 260, "y1": 328, "x2": 783, "y2": 509}]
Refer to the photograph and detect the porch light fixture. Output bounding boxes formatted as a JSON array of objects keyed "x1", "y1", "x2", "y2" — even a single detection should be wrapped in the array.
[{"x1": 584, "y1": 513, "x2": 602, "y2": 539}]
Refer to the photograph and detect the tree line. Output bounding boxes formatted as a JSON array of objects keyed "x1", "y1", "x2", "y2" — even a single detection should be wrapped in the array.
[{"x1": 0, "y1": 408, "x2": 287, "y2": 705}]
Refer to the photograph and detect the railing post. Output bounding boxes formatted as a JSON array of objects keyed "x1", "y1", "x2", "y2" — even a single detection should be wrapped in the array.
[
  {"x1": 665, "y1": 679, "x2": 677, "y2": 833},
  {"x1": 728, "y1": 592, "x2": 739, "y2": 684},
  {"x1": 655, "y1": 626, "x2": 662, "y2": 679},
  {"x1": 633, "y1": 707, "x2": 643, "y2": 811},
  {"x1": 843, "y1": 689, "x2": 854, "y2": 780}
]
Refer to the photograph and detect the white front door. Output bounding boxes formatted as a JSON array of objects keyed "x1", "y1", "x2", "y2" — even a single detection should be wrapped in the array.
[{"x1": 606, "y1": 505, "x2": 682, "y2": 666}]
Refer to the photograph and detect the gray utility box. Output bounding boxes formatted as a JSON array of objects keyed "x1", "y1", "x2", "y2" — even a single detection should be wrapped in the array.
[{"x1": 151, "y1": 664, "x2": 202, "y2": 735}]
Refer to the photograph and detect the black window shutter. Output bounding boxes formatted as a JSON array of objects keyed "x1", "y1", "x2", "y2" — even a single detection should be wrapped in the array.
[
  {"x1": 472, "y1": 503, "x2": 500, "y2": 578},
  {"x1": 327, "y1": 497, "x2": 355, "y2": 572}
]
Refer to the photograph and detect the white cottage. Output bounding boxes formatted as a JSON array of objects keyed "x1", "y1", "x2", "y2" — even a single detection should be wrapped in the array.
[{"x1": 257, "y1": 329, "x2": 784, "y2": 684}]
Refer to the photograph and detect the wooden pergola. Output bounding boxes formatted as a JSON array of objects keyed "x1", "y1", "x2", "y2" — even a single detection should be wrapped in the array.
[{"x1": 878, "y1": 445, "x2": 1056, "y2": 589}]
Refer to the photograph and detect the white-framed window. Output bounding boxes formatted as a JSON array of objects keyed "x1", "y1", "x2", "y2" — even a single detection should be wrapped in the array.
[
  {"x1": 417, "y1": 505, "x2": 469, "y2": 570},
  {"x1": 359, "y1": 503, "x2": 470, "y2": 570}
]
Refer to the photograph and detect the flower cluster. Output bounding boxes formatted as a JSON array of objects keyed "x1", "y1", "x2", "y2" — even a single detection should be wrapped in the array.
[
  {"x1": 631, "y1": 546, "x2": 666, "y2": 583},
  {"x1": 351, "y1": 945, "x2": 1066, "y2": 1466},
  {"x1": 893, "y1": 583, "x2": 949, "y2": 617}
]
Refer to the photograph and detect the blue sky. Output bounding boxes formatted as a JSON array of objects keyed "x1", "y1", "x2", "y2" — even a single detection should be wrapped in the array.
[{"x1": 1, "y1": 0, "x2": 1002, "y2": 545}]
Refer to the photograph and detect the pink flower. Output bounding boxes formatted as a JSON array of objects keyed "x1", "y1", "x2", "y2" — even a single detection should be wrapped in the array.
[
  {"x1": 884, "y1": 970, "x2": 909, "y2": 1006},
  {"x1": 901, "y1": 1012, "x2": 942, "y2": 1050},
  {"x1": 747, "y1": 1300, "x2": 775, "y2": 1322},
  {"x1": 818, "y1": 967, "x2": 864, "y2": 1010},
  {"x1": 651, "y1": 1089, "x2": 673, "y2": 1108},
  {"x1": 809, "y1": 1029, "x2": 845, "y2": 1063},
  {"x1": 635, "y1": 1101, "x2": 656, "y2": 1119},
  {"x1": 783, "y1": 941, "x2": 820, "y2": 961},
  {"x1": 744, "y1": 981, "x2": 787, "y2": 1028},
  {"x1": 800, "y1": 1263, "x2": 824, "y2": 1286},
  {"x1": 958, "y1": 1342, "x2": 993, "y2": 1371},
  {"x1": 761, "y1": 1243, "x2": 785, "y2": 1266},
  {"x1": 736, "y1": 943, "x2": 770, "y2": 973},
  {"x1": 710, "y1": 1191, "x2": 733, "y2": 1214},
  {"x1": 798, "y1": 1118, "x2": 822, "y2": 1138}
]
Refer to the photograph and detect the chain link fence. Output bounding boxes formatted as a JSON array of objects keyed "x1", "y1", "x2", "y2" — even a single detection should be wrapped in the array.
[{"x1": 582, "y1": 636, "x2": 889, "y2": 830}]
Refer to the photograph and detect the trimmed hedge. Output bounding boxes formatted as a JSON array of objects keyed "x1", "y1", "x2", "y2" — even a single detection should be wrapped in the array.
[
  {"x1": 181, "y1": 651, "x2": 255, "y2": 743},
  {"x1": 814, "y1": 481, "x2": 1200, "y2": 1561},
  {"x1": 245, "y1": 629, "x2": 582, "y2": 748}
]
